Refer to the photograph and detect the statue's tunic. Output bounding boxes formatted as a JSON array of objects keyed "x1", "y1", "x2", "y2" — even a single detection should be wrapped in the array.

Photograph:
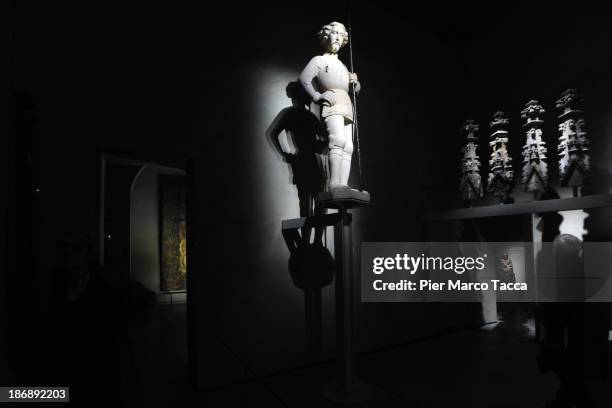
[{"x1": 299, "y1": 54, "x2": 355, "y2": 123}]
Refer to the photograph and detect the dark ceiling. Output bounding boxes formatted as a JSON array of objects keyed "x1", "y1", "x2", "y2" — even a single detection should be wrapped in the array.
[{"x1": 371, "y1": 1, "x2": 534, "y2": 44}]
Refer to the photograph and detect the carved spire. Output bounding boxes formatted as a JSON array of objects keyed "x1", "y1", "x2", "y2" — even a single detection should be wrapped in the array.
[
  {"x1": 521, "y1": 100, "x2": 548, "y2": 195},
  {"x1": 487, "y1": 111, "x2": 514, "y2": 203},
  {"x1": 556, "y1": 89, "x2": 590, "y2": 188},
  {"x1": 460, "y1": 120, "x2": 483, "y2": 205}
]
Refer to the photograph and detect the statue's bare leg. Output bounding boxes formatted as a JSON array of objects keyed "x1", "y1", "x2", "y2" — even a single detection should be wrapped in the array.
[
  {"x1": 325, "y1": 115, "x2": 347, "y2": 190},
  {"x1": 340, "y1": 122, "x2": 353, "y2": 186}
]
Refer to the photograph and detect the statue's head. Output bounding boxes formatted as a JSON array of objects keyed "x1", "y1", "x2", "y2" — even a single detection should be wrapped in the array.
[{"x1": 318, "y1": 22, "x2": 349, "y2": 53}]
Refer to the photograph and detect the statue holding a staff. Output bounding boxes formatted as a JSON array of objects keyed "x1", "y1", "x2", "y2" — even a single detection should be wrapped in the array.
[{"x1": 299, "y1": 21, "x2": 362, "y2": 193}]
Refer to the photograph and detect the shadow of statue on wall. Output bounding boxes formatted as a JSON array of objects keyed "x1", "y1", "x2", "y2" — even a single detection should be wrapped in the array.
[
  {"x1": 266, "y1": 81, "x2": 328, "y2": 220},
  {"x1": 267, "y1": 81, "x2": 334, "y2": 360}
]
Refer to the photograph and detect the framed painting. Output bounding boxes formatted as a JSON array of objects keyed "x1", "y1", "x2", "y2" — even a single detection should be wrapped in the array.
[{"x1": 159, "y1": 174, "x2": 187, "y2": 291}]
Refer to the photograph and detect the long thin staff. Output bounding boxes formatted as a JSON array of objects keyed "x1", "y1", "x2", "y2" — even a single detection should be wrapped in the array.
[{"x1": 346, "y1": 3, "x2": 364, "y2": 190}]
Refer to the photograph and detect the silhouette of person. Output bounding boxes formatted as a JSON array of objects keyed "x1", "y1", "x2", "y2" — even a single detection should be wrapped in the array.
[
  {"x1": 538, "y1": 234, "x2": 598, "y2": 407},
  {"x1": 537, "y1": 177, "x2": 611, "y2": 408},
  {"x1": 47, "y1": 238, "x2": 124, "y2": 407}
]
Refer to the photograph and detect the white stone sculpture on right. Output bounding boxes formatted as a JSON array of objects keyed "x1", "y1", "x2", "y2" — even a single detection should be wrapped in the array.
[
  {"x1": 460, "y1": 119, "x2": 483, "y2": 205},
  {"x1": 521, "y1": 100, "x2": 548, "y2": 196},
  {"x1": 556, "y1": 89, "x2": 590, "y2": 190},
  {"x1": 487, "y1": 111, "x2": 514, "y2": 204}
]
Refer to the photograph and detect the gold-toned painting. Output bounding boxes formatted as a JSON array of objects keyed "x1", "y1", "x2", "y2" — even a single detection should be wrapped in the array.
[{"x1": 159, "y1": 175, "x2": 187, "y2": 291}]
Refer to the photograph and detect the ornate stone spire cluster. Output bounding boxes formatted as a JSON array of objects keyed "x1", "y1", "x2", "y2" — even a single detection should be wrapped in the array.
[
  {"x1": 459, "y1": 120, "x2": 483, "y2": 204},
  {"x1": 556, "y1": 89, "x2": 590, "y2": 188},
  {"x1": 458, "y1": 90, "x2": 591, "y2": 205},
  {"x1": 487, "y1": 111, "x2": 514, "y2": 203},
  {"x1": 521, "y1": 100, "x2": 548, "y2": 195}
]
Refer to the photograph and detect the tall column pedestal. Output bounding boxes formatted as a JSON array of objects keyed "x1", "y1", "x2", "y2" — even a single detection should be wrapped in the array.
[{"x1": 282, "y1": 195, "x2": 371, "y2": 404}]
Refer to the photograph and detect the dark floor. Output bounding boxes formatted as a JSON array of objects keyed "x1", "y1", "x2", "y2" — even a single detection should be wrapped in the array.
[
  {"x1": 143, "y1": 327, "x2": 612, "y2": 408},
  {"x1": 133, "y1": 307, "x2": 611, "y2": 408},
  {"x1": 199, "y1": 327, "x2": 611, "y2": 408}
]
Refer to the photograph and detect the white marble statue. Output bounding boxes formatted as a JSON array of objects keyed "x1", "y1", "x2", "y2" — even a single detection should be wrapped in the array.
[{"x1": 299, "y1": 22, "x2": 361, "y2": 191}]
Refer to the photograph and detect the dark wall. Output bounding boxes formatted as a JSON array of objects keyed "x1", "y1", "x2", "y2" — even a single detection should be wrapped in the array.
[
  {"x1": 12, "y1": 1, "x2": 468, "y2": 387},
  {"x1": 2, "y1": 0, "x2": 13, "y2": 385},
  {"x1": 459, "y1": 3, "x2": 612, "y2": 202},
  {"x1": 423, "y1": 3, "x2": 612, "y2": 212}
]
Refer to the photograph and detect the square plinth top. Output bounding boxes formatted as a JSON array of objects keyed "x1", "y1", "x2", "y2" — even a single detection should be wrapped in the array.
[{"x1": 317, "y1": 189, "x2": 371, "y2": 210}]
